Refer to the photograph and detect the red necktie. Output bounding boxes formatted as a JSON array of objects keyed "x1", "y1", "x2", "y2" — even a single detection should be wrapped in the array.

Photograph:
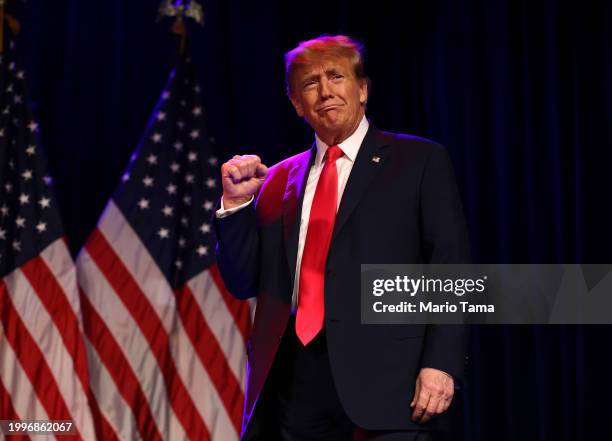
[{"x1": 296, "y1": 145, "x2": 344, "y2": 345}]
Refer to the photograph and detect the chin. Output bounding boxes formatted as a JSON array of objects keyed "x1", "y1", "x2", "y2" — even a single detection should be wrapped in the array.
[{"x1": 323, "y1": 116, "x2": 346, "y2": 129}]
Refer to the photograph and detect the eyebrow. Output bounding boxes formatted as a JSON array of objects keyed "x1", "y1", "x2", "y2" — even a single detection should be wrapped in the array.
[
  {"x1": 301, "y1": 68, "x2": 343, "y2": 85},
  {"x1": 301, "y1": 74, "x2": 320, "y2": 84},
  {"x1": 324, "y1": 67, "x2": 342, "y2": 76}
]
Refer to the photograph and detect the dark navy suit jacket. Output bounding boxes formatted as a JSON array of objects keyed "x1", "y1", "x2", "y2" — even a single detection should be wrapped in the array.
[{"x1": 215, "y1": 125, "x2": 471, "y2": 436}]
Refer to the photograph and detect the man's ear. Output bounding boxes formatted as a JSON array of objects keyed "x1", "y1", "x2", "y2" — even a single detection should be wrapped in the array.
[
  {"x1": 290, "y1": 94, "x2": 304, "y2": 117},
  {"x1": 359, "y1": 80, "x2": 368, "y2": 106}
]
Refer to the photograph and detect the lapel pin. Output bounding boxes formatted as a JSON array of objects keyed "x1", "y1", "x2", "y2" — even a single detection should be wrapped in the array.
[{"x1": 372, "y1": 156, "x2": 381, "y2": 163}]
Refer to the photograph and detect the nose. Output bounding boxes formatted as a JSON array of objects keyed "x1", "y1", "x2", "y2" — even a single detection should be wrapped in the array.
[{"x1": 319, "y1": 77, "x2": 333, "y2": 99}]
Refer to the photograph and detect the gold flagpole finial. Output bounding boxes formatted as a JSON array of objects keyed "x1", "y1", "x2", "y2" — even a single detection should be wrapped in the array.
[{"x1": 157, "y1": 0, "x2": 204, "y2": 54}]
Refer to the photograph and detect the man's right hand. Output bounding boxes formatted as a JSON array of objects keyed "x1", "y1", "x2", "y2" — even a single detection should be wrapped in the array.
[{"x1": 221, "y1": 154, "x2": 269, "y2": 209}]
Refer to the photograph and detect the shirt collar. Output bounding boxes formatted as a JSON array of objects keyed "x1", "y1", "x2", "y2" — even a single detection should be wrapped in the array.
[{"x1": 314, "y1": 115, "x2": 369, "y2": 166}]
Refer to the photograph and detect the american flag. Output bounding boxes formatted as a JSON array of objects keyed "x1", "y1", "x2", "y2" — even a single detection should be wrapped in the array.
[
  {"x1": 0, "y1": 37, "x2": 96, "y2": 439},
  {"x1": 76, "y1": 50, "x2": 252, "y2": 440}
]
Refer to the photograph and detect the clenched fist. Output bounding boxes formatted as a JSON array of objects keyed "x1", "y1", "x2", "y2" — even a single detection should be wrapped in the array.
[{"x1": 221, "y1": 155, "x2": 269, "y2": 209}]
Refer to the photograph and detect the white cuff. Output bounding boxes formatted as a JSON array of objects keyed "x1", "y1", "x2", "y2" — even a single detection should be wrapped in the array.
[{"x1": 215, "y1": 196, "x2": 254, "y2": 218}]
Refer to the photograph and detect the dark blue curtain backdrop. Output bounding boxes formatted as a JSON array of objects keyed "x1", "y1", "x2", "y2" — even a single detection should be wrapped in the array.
[{"x1": 12, "y1": 0, "x2": 612, "y2": 439}]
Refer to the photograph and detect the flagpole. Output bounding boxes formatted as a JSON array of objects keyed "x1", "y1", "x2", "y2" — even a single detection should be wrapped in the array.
[
  {"x1": 172, "y1": 15, "x2": 187, "y2": 55},
  {"x1": 0, "y1": 0, "x2": 6, "y2": 53},
  {"x1": 0, "y1": 0, "x2": 21, "y2": 54}
]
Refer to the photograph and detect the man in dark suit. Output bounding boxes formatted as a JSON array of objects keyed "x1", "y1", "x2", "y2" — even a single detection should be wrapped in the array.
[{"x1": 215, "y1": 35, "x2": 470, "y2": 441}]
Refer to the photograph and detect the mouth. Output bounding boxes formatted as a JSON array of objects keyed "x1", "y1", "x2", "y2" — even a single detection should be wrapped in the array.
[{"x1": 317, "y1": 104, "x2": 341, "y2": 113}]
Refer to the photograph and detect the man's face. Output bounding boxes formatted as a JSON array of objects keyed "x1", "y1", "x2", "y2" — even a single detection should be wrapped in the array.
[{"x1": 290, "y1": 56, "x2": 368, "y2": 145}]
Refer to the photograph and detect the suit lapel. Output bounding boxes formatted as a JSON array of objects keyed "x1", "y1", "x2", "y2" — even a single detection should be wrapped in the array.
[
  {"x1": 282, "y1": 146, "x2": 316, "y2": 285},
  {"x1": 332, "y1": 126, "x2": 391, "y2": 240}
]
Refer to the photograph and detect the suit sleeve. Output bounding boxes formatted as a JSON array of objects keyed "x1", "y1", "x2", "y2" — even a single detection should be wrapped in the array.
[
  {"x1": 214, "y1": 201, "x2": 259, "y2": 299},
  {"x1": 418, "y1": 145, "x2": 471, "y2": 384}
]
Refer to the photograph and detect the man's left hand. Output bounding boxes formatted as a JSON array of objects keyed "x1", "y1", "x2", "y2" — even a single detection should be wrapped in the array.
[{"x1": 410, "y1": 367, "x2": 454, "y2": 424}]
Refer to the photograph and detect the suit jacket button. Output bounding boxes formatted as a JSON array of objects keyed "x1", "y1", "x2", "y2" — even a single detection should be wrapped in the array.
[{"x1": 278, "y1": 335, "x2": 283, "y2": 342}]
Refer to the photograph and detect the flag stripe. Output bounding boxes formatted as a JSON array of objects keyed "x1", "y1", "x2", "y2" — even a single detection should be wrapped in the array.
[
  {"x1": 78, "y1": 247, "x2": 187, "y2": 441},
  {"x1": 176, "y1": 283, "x2": 243, "y2": 433},
  {"x1": 95, "y1": 202, "x2": 241, "y2": 438},
  {"x1": 0, "y1": 280, "x2": 82, "y2": 440},
  {"x1": 83, "y1": 333, "x2": 144, "y2": 441},
  {"x1": 40, "y1": 239, "x2": 84, "y2": 322},
  {"x1": 35, "y1": 242, "x2": 117, "y2": 441},
  {"x1": 98, "y1": 202, "x2": 245, "y2": 386},
  {"x1": 35, "y1": 242, "x2": 89, "y2": 388},
  {"x1": 97, "y1": 202, "x2": 180, "y2": 335},
  {"x1": 0, "y1": 366, "x2": 32, "y2": 441},
  {"x1": 208, "y1": 265, "x2": 252, "y2": 343},
  {"x1": 186, "y1": 269, "x2": 249, "y2": 390},
  {"x1": 0, "y1": 321, "x2": 49, "y2": 425},
  {"x1": 10, "y1": 259, "x2": 94, "y2": 440},
  {"x1": 79, "y1": 286, "x2": 164, "y2": 441},
  {"x1": 167, "y1": 297, "x2": 240, "y2": 441},
  {"x1": 85, "y1": 229, "x2": 211, "y2": 440},
  {"x1": 85, "y1": 386, "x2": 121, "y2": 441}
]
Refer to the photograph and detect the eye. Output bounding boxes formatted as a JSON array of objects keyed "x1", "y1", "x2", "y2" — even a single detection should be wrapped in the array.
[
  {"x1": 331, "y1": 74, "x2": 344, "y2": 81},
  {"x1": 303, "y1": 81, "x2": 317, "y2": 90}
]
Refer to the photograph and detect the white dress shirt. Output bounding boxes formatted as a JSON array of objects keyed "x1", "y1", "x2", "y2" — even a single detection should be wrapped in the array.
[{"x1": 217, "y1": 116, "x2": 370, "y2": 310}]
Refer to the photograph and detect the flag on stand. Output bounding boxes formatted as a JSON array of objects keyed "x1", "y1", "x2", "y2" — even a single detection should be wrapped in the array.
[
  {"x1": 76, "y1": 48, "x2": 252, "y2": 440},
  {"x1": 0, "y1": 31, "x2": 96, "y2": 440}
]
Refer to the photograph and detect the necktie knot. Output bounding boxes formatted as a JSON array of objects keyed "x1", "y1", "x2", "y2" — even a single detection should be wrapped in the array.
[{"x1": 325, "y1": 145, "x2": 343, "y2": 164}]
